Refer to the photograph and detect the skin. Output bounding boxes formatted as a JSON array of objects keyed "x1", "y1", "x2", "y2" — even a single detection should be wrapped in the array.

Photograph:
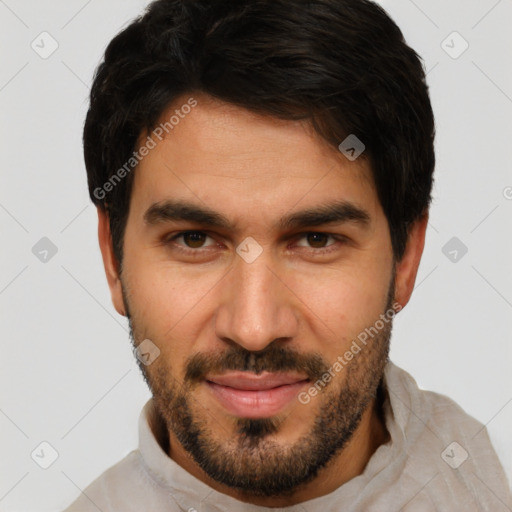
[{"x1": 98, "y1": 92, "x2": 428, "y2": 507}]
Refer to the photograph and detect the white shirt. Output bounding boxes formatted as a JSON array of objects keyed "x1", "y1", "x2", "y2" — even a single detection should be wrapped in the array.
[{"x1": 63, "y1": 362, "x2": 512, "y2": 511}]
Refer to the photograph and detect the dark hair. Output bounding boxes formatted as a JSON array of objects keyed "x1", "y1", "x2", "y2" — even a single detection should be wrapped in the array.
[{"x1": 84, "y1": 0, "x2": 435, "y2": 268}]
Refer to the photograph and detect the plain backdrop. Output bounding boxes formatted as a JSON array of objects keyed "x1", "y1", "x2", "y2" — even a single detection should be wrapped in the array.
[{"x1": 1, "y1": 0, "x2": 511, "y2": 510}]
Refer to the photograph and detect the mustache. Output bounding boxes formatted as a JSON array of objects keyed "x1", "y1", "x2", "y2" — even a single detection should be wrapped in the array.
[{"x1": 184, "y1": 343, "x2": 330, "y2": 385}]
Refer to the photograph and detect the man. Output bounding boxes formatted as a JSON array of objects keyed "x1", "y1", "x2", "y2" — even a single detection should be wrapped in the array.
[{"x1": 64, "y1": 0, "x2": 512, "y2": 510}]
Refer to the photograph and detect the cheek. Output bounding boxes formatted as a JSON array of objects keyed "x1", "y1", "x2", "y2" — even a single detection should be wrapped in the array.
[
  {"x1": 122, "y1": 254, "x2": 226, "y2": 351},
  {"x1": 286, "y1": 263, "x2": 391, "y2": 341}
]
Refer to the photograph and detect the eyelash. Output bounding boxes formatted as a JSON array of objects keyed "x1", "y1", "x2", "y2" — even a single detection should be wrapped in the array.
[{"x1": 164, "y1": 231, "x2": 347, "y2": 256}]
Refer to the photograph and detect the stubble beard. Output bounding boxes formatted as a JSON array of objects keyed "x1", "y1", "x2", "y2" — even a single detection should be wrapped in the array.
[{"x1": 125, "y1": 283, "x2": 394, "y2": 498}]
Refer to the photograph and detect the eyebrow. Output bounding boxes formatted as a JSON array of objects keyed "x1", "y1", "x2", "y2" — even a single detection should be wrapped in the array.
[{"x1": 143, "y1": 199, "x2": 371, "y2": 231}]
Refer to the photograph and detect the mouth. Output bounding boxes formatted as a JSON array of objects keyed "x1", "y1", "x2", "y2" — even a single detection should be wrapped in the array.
[{"x1": 204, "y1": 371, "x2": 310, "y2": 419}]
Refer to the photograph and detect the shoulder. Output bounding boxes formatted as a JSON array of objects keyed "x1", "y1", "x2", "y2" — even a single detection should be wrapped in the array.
[
  {"x1": 385, "y1": 361, "x2": 485, "y2": 437},
  {"x1": 384, "y1": 362, "x2": 512, "y2": 510},
  {"x1": 61, "y1": 450, "x2": 159, "y2": 512}
]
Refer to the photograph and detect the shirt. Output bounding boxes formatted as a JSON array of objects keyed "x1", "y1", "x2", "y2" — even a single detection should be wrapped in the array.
[{"x1": 62, "y1": 362, "x2": 512, "y2": 511}]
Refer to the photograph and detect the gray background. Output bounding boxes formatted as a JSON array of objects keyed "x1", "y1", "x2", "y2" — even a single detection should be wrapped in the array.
[{"x1": 1, "y1": 0, "x2": 511, "y2": 510}]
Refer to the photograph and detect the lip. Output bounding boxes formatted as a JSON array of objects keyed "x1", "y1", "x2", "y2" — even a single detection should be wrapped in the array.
[{"x1": 205, "y1": 371, "x2": 310, "y2": 418}]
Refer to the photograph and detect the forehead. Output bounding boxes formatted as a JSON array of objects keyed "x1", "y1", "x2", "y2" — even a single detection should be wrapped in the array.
[{"x1": 131, "y1": 93, "x2": 380, "y2": 222}]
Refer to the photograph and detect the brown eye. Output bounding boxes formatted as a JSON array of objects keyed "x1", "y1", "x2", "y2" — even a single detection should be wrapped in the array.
[
  {"x1": 182, "y1": 231, "x2": 208, "y2": 248},
  {"x1": 166, "y1": 231, "x2": 214, "y2": 250},
  {"x1": 305, "y1": 233, "x2": 331, "y2": 248},
  {"x1": 294, "y1": 232, "x2": 343, "y2": 253}
]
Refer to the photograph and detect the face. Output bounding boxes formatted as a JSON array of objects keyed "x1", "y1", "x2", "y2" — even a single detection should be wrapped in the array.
[{"x1": 101, "y1": 93, "x2": 419, "y2": 500}]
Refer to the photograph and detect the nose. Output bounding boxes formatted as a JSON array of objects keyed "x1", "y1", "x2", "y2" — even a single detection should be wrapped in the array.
[{"x1": 214, "y1": 251, "x2": 299, "y2": 352}]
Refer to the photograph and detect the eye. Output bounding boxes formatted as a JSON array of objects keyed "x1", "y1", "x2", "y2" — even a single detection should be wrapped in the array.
[
  {"x1": 167, "y1": 231, "x2": 216, "y2": 250},
  {"x1": 163, "y1": 230, "x2": 346, "y2": 257},
  {"x1": 295, "y1": 232, "x2": 339, "y2": 249}
]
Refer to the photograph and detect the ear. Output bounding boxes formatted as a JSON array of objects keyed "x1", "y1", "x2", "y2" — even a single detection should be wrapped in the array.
[
  {"x1": 393, "y1": 212, "x2": 429, "y2": 309},
  {"x1": 97, "y1": 207, "x2": 127, "y2": 316}
]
